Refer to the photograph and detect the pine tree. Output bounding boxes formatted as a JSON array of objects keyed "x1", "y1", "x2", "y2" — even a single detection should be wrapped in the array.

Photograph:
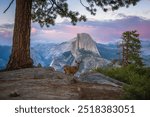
[
  {"x1": 121, "y1": 30, "x2": 143, "y2": 67},
  {"x1": 4, "y1": 0, "x2": 140, "y2": 70}
]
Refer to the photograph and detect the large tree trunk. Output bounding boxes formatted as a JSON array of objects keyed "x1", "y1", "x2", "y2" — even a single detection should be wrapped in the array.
[{"x1": 6, "y1": 0, "x2": 33, "y2": 70}]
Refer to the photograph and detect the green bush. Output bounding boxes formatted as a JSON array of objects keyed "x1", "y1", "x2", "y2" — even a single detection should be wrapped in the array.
[
  {"x1": 124, "y1": 77, "x2": 150, "y2": 99},
  {"x1": 94, "y1": 65, "x2": 150, "y2": 99}
]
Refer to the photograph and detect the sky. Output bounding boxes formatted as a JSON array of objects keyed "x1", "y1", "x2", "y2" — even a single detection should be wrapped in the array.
[{"x1": 0, "y1": 0, "x2": 150, "y2": 45}]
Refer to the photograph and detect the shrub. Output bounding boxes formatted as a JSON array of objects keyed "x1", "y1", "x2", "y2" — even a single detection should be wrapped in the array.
[
  {"x1": 94, "y1": 65, "x2": 150, "y2": 99},
  {"x1": 124, "y1": 77, "x2": 150, "y2": 99}
]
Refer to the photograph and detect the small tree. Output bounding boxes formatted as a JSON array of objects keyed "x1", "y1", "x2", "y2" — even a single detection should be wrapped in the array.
[{"x1": 121, "y1": 30, "x2": 143, "y2": 67}]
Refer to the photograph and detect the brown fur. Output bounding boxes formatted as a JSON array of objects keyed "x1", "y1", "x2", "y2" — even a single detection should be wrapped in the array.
[{"x1": 64, "y1": 61, "x2": 81, "y2": 75}]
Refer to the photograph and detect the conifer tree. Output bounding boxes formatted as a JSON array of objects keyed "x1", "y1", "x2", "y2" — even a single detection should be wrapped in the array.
[{"x1": 121, "y1": 30, "x2": 143, "y2": 67}]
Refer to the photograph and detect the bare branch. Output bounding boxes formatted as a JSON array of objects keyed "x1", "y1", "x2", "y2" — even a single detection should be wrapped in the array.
[
  {"x1": 3, "y1": 0, "x2": 15, "y2": 13},
  {"x1": 80, "y1": 0, "x2": 88, "y2": 8}
]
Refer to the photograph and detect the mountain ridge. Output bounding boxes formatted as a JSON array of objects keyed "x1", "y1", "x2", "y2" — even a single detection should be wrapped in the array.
[
  {"x1": 49, "y1": 33, "x2": 108, "y2": 73},
  {"x1": 71, "y1": 33, "x2": 100, "y2": 57},
  {"x1": 0, "y1": 34, "x2": 150, "y2": 70}
]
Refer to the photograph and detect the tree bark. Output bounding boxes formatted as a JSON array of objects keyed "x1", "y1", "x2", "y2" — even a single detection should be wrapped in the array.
[{"x1": 6, "y1": 0, "x2": 33, "y2": 70}]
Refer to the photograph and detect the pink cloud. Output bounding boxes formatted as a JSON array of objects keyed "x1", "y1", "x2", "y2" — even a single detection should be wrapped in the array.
[
  {"x1": 133, "y1": 25, "x2": 150, "y2": 39},
  {"x1": 0, "y1": 30, "x2": 12, "y2": 38},
  {"x1": 64, "y1": 25, "x2": 95, "y2": 34},
  {"x1": 41, "y1": 29, "x2": 70, "y2": 39},
  {"x1": 31, "y1": 27, "x2": 37, "y2": 34},
  {"x1": 2, "y1": 16, "x2": 149, "y2": 44},
  {"x1": 31, "y1": 25, "x2": 96, "y2": 42}
]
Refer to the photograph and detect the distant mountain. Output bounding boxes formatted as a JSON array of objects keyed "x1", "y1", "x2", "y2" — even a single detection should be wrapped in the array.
[
  {"x1": 96, "y1": 40, "x2": 150, "y2": 66},
  {"x1": 31, "y1": 43, "x2": 56, "y2": 67},
  {"x1": 71, "y1": 33, "x2": 100, "y2": 57},
  {"x1": 50, "y1": 33, "x2": 109, "y2": 73},
  {"x1": 141, "y1": 40, "x2": 150, "y2": 66},
  {"x1": 0, "y1": 43, "x2": 56, "y2": 69},
  {"x1": 0, "y1": 35, "x2": 150, "y2": 70},
  {"x1": 96, "y1": 43, "x2": 118, "y2": 60},
  {"x1": 0, "y1": 46, "x2": 11, "y2": 69},
  {"x1": 142, "y1": 55, "x2": 150, "y2": 66}
]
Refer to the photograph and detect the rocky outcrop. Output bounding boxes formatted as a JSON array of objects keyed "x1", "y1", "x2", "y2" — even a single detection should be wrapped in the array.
[
  {"x1": 78, "y1": 72, "x2": 125, "y2": 87},
  {"x1": 50, "y1": 33, "x2": 110, "y2": 73},
  {"x1": 0, "y1": 68, "x2": 123, "y2": 100},
  {"x1": 71, "y1": 33, "x2": 100, "y2": 57}
]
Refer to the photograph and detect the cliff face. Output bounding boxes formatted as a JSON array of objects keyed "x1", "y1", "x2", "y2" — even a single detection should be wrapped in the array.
[
  {"x1": 71, "y1": 33, "x2": 100, "y2": 57},
  {"x1": 50, "y1": 33, "x2": 110, "y2": 74}
]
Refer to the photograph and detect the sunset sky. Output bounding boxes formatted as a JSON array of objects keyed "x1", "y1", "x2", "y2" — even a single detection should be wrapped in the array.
[{"x1": 0, "y1": 0, "x2": 150, "y2": 45}]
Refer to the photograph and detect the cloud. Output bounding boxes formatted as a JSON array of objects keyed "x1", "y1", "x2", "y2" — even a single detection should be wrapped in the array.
[
  {"x1": 31, "y1": 27, "x2": 37, "y2": 34},
  {"x1": 0, "y1": 23, "x2": 14, "y2": 29},
  {"x1": 0, "y1": 23, "x2": 13, "y2": 35},
  {"x1": 1, "y1": 15, "x2": 150, "y2": 45},
  {"x1": 142, "y1": 10, "x2": 150, "y2": 15},
  {"x1": 116, "y1": 13, "x2": 127, "y2": 18},
  {"x1": 0, "y1": 24, "x2": 13, "y2": 45},
  {"x1": 39, "y1": 15, "x2": 150, "y2": 43}
]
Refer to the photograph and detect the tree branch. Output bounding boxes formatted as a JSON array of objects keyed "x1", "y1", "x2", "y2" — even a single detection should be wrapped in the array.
[
  {"x1": 47, "y1": 1, "x2": 54, "y2": 14},
  {"x1": 51, "y1": 0, "x2": 64, "y2": 12},
  {"x1": 3, "y1": 0, "x2": 15, "y2": 13},
  {"x1": 51, "y1": 0, "x2": 69, "y2": 16},
  {"x1": 80, "y1": 0, "x2": 88, "y2": 8}
]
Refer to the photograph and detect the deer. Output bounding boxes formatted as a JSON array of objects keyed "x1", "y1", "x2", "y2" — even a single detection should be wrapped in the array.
[{"x1": 63, "y1": 60, "x2": 81, "y2": 75}]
